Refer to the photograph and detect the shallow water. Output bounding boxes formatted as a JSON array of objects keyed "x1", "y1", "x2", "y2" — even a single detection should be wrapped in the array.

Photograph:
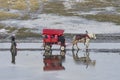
[{"x1": 0, "y1": 43, "x2": 120, "y2": 80}]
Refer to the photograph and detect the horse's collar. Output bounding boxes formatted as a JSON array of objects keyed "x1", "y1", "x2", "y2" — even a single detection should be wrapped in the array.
[{"x1": 86, "y1": 34, "x2": 90, "y2": 39}]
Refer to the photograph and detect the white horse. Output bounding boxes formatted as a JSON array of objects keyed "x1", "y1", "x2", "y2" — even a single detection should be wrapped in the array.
[{"x1": 72, "y1": 33, "x2": 96, "y2": 49}]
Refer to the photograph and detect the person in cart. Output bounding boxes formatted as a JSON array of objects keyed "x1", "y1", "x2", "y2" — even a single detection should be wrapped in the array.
[{"x1": 58, "y1": 34, "x2": 65, "y2": 46}]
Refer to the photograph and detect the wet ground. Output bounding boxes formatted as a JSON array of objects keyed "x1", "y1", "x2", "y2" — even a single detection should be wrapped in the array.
[
  {"x1": 0, "y1": 49, "x2": 120, "y2": 80},
  {"x1": 0, "y1": 0, "x2": 120, "y2": 79},
  {"x1": 0, "y1": 43, "x2": 120, "y2": 80}
]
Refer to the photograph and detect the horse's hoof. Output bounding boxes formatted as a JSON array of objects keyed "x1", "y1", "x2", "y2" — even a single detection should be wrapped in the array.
[
  {"x1": 72, "y1": 48, "x2": 74, "y2": 50},
  {"x1": 86, "y1": 48, "x2": 88, "y2": 50},
  {"x1": 78, "y1": 48, "x2": 80, "y2": 50}
]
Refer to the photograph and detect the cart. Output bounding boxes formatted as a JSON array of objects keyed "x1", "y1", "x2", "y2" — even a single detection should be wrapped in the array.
[
  {"x1": 42, "y1": 28, "x2": 66, "y2": 71},
  {"x1": 42, "y1": 28, "x2": 66, "y2": 56}
]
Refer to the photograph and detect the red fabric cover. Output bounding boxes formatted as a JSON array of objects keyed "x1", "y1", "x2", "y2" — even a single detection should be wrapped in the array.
[{"x1": 42, "y1": 29, "x2": 64, "y2": 35}]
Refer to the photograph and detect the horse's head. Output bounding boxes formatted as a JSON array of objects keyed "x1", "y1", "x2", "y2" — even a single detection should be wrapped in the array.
[{"x1": 87, "y1": 33, "x2": 96, "y2": 39}]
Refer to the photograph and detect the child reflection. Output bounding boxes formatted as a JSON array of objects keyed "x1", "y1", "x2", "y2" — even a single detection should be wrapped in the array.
[{"x1": 72, "y1": 49, "x2": 96, "y2": 68}]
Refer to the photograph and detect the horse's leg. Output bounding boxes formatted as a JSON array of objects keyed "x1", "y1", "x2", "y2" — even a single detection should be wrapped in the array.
[
  {"x1": 72, "y1": 44, "x2": 75, "y2": 50},
  {"x1": 85, "y1": 42, "x2": 89, "y2": 49},
  {"x1": 72, "y1": 50, "x2": 76, "y2": 60},
  {"x1": 76, "y1": 43, "x2": 80, "y2": 50},
  {"x1": 85, "y1": 39, "x2": 90, "y2": 49},
  {"x1": 73, "y1": 40, "x2": 79, "y2": 50},
  {"x1": 84, "y1": 38, "x2": 86, "y2": 45},
  {"x1": 72, "y1": 49, "x2": 79, "y2": 60},
  {"x1": 72, "y1": 40, "x2": 76, "y2": 50},
  {"x1": 85, "y1": 42, "x2": 87, "y2": 49}
]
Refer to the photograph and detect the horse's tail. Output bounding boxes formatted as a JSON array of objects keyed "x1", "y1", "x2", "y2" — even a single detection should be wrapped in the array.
[
  {"x1": 72, "y1": 35, "x2": 76, "y2": 43},
  {"x1": 73, "y1": 35, "x2": 76, "y2": 40}
]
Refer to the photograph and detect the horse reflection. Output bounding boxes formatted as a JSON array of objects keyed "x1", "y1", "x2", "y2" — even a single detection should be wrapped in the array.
[{"x1": 72, "y1": 49, "x2": 96, "y2": 68}]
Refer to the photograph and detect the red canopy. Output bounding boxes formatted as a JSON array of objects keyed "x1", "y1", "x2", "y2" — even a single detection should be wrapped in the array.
[{"x1": 42, "y1": 29, "x2": 64, "y2": 35}]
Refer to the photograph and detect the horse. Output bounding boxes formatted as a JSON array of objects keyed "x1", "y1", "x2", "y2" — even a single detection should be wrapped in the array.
[
  {"x1": 72, "y1": 33, "x2": 96, "y2": 49},
  {"x1": 10, "y1": 41, "x2": 17, "y2": 64},
  {"x1": 72, "y1": 49, "x2": 96, "y2": 68}
]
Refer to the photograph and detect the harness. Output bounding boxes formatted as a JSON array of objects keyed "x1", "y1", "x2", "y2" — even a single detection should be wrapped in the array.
[
  {"x1": 76, "y1": 34, "x2": 90, "y2": 40},
  {"x1": 86, "y1": 34, "x2": 90, "y2": 39}
]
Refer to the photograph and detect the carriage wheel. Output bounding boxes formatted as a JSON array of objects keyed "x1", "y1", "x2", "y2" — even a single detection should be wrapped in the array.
[
  {"x1": 60, "y1": 51, "x2": 65, "y2": 56},
  {"x1": 60, "y1": 46, "x2": 65, "y2": 51},
  {"x1": 60, "y1": 46, "x2": 65, "y2": 55},
  {"x1": 60, "y1": 46, "x2": 66, "y2": 59},
  {"x1": 44, "y1": 50, "x2": 52, "y2": 56},
  {"x1": 44, "y1": 44, "x2": 52, "y2": 56},
  {"x1": 44, "y1": 45, "x2": 51, "y2": 51}
]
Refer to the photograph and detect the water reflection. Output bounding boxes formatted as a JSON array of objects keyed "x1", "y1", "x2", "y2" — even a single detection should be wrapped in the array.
[
  {"x1": 43, "y1": 46, "x2": 66, "y2": 71},
  {"x1": 72, "y1": 49, "x2": 96, "y2": 68}
]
